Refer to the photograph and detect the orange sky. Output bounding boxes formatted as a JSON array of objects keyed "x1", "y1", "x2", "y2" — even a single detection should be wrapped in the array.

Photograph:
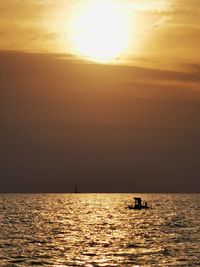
[
  {"x1": 0, "y1": 1, "x2": 200, "y2": 192},
  {"x1": 0, "y1": 0, "x2": 200, "y2": 68},
  {"x1": 1, "y1": 0, "x2": 199, "y2": 95}
]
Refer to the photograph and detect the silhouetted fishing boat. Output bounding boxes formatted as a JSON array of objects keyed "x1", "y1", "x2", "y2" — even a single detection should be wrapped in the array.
[{"x1": 128, "y1": 197, "x2": 149, "y2": 210}]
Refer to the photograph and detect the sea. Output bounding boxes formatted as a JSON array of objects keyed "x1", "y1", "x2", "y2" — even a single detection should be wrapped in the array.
[{"x1": 0, "y1": 194, "x2": 199, "y2": 267}]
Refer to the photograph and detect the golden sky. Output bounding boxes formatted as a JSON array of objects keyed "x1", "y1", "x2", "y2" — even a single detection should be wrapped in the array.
[
  {"x1": 0, "y1": 0, "x2": 200, "y2": 68},
  {"x1": 0, "y1": 0, "x2": 200, "y2": 192}
]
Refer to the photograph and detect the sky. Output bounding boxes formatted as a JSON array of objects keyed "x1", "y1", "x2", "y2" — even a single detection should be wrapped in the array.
[{"x1": 0, "y1": 0, "x2": 200, "y2": 192}]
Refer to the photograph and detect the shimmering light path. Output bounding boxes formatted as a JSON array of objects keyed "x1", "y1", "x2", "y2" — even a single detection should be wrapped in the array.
[{"x1": 0, "y1": 194, "x2": 199, "y2": 266}]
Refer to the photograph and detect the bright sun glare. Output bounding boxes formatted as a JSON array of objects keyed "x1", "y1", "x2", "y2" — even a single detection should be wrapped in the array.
[{"x1": 70, "y1": 0, "x2": 130, "y2": 63}]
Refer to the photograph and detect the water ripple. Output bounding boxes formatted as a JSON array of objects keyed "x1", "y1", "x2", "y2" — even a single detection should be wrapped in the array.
[{"x1": 0, "y1": 193, "x2": 199, "y2": 267}]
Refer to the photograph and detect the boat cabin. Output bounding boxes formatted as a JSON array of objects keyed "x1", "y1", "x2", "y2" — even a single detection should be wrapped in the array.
[{"x1": 134, "y1": 197, "x2": 142, "y2": 209}]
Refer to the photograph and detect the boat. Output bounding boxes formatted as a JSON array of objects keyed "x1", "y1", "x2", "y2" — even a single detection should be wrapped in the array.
[
  {"x1": 128, "y1": 197, "x2": 149, "y2": 210},
  {"x1": 74, "y1": 184, "x2": 79, "y2": 193}
]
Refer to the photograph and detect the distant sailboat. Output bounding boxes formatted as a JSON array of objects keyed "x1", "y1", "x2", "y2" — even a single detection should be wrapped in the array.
[{"x1": 74, "y1": 184, "x2": 79, "y2": 193}]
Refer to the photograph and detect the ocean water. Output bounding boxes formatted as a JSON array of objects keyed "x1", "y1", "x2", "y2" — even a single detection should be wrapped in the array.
[{"x1": 0, "y1": 194, "x2": 199, "y2": 267}]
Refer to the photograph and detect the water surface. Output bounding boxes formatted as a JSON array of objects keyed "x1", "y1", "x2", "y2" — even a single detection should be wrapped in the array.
[{"x1": 0, "y1": 194, "x2": 199, "y2": 266}]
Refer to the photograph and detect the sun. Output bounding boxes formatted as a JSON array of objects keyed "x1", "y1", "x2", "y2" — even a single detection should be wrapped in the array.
[{"x1": 70, "y1": 0, "x2": 130, "y2": 63}]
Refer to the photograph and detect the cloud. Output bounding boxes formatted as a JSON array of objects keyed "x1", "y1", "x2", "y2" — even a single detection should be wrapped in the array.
[
  {"x1": 0, "y1": 0, "x2": 199, "y2": 68},
  {"x1": 0, "y1": 1, "x2": 74, "y2": 52},
  {"x1": 0, "y1": 50, "x2": 200, "y2": 193},
  {"x1": 152, "y1": 16, "x2": 171, "y2": 29},
  {"x1": 0, "y1": 51, "x2": 200, "y2": 120}
]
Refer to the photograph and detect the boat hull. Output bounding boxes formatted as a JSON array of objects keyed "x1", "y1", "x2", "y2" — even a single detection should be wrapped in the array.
[{"x1": 128, "y1": 205, "x2": 149, "y2": 210}]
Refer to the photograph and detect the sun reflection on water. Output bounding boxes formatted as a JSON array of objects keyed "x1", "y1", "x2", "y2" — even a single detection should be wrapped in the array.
[{"x1": 0, "y1": 194, "x2": 199, "y2": 266}]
